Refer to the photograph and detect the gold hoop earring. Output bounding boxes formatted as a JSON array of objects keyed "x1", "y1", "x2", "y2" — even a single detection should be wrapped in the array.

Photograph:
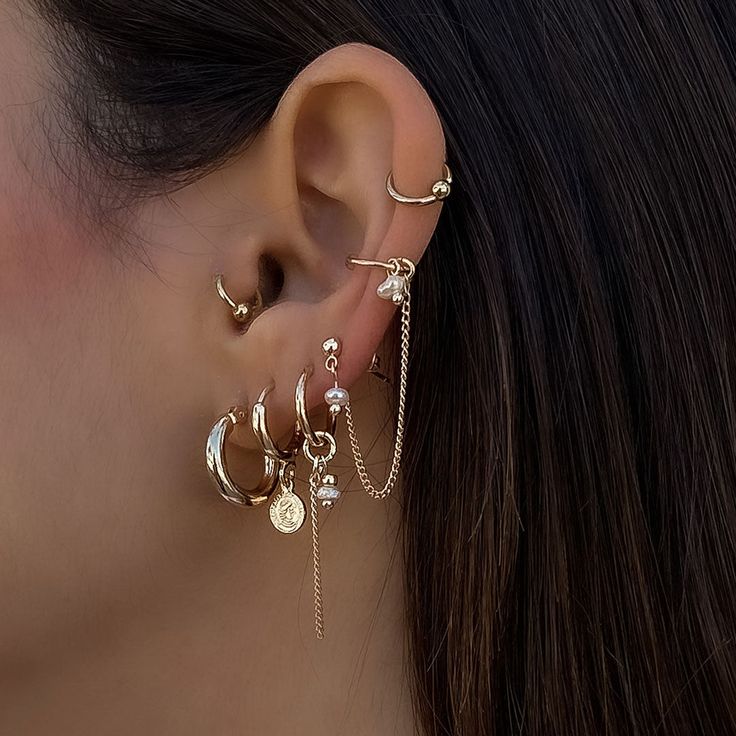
[
  {"x1": 295, "y1": 365, "x2": 338, "y2": 449},
  {"x1": 251, "y1": 386, "x2": 305, "y2": 534},
  {"x1": 214, "y1": 274, "x2": 264, "y2": 325},
  {"x1": 385, "y1": 163, "x2": 452, "y2": 206},
  {"x1": 205, "y1": 407, "x2": 279, "y2": 507}
]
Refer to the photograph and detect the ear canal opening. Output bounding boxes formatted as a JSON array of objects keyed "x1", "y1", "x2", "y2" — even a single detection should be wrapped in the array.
[{"x1": 258, "y1": 253, "x2": 285, "y2": 308}]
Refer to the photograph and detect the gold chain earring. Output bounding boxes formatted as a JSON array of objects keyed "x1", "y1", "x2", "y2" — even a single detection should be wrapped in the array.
[
  {"x1": 251, "y1": 386, "x2": 305, "y2": 534},
  {"x1": 337, "y1": 257, "x2": 415, "y2": 499},
  {"x1": 296, "y1": 351, "x2": 345, "y2": 640},
  {"x1": 214, "y1": 273, "x2": 264, "y2": 326},
  {"x1": 205, "y1": 407, "x2": 280, "y2": 507},
  {"x1": 333, "y1": 163, "x2": 452, "y2": 498}
]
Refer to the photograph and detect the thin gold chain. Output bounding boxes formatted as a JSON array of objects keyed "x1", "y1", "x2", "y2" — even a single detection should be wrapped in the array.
[
  {"x1": 344, "y1": 291, "x2": 411, "y2": 500},
  {"x1": 309, "y1": 459, "x2": 325, "y2": 639}
]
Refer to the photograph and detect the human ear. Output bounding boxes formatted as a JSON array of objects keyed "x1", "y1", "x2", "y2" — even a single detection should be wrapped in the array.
[{"x1": 205, "y1": 42, "x2": 447, "y2": 438}]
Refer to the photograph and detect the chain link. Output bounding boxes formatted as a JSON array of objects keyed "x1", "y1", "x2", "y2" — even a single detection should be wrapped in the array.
[
  {"x1": 308, "y1": 455, "x2": 327, "y2": 639},
  {"x1": 344, "y1": 290, "x2": 411, "y2": 500}
]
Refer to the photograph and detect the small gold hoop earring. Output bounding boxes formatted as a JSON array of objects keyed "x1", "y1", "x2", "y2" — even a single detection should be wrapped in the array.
[
  {"x1": 251, "y1": 386, "x2": 301, "y2": 460},
  {"x1": 214, "y1": 274, "x2": 264, "y2": 324},
  {"x1": 385, "y1": 163, "x2": 452, "y2": 206},
  {"x1": 205, "y1": 407, "x2": 279, "y2": 507},
  {"x1": 295, "y1": 366, "x2": 338, "y2": 448},
  {"x1": 251, "y1": 386, "x2": 306, "y2": 534}
]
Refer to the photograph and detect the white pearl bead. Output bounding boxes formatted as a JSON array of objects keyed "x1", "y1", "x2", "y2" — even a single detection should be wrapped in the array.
[
  {"x1": 376, "y1": 274, "x2": 406, "y2": 301},
  {"x1": 316, "y1": 485, "x2": 341, "y2": 501},
  {"x1": 324, "y1": 387, "x2": 349, "y2": 406}
]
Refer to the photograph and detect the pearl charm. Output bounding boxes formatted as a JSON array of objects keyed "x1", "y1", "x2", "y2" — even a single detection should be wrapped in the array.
[
  {"x1": 324, "y1": 386, "x2": 349, "y2": 407},
  {"x1": 376, "y1": 274, "x2": 407, "y2": 303},
  {"x1": 316, "y1": 473, "x2": 341, "y2": 508}
]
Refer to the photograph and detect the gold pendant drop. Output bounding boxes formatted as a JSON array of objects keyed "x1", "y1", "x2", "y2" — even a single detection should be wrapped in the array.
[{"x1": 269, "y1": 462, "x2": 305, "y2": 534}]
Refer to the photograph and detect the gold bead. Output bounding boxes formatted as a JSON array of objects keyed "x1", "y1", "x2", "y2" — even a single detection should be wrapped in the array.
[
  {"x1": 432, "y1": 179, "x2": 451, "y2": 200},
  {"x1": 232, "y1": 304, "x2": 251, "y2": 322},
  {"x1": 322, "y1": 337, "x2": 341, "y2": 355}
]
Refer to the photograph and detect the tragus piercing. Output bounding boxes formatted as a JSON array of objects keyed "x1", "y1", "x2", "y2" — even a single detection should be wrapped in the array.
[
  {"x1": 386, "y1": 163, "x2": 452, "y2": 206},
  {"x1": 214, "y1": 273, "x2": 264, "y2": 325}
]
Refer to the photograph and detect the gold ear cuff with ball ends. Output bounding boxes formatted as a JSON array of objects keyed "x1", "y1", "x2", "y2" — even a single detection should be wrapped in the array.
[{"x1": 204, "y1": 162, "x2": 452, "y2": 639}]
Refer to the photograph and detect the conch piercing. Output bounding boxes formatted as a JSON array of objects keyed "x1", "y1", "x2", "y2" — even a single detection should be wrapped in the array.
[
  {"x1": 214, "y1": 273, "x2": 264, "y2": 325},
  {"x1": 205, "y1": 407, "x2": 280, "y2": 507},
  {"x1": 386, "y1": 163, "x2": 452, "y2": 206},
  {"x1": 251, "y1": 386, "x2": 306, "y2": 534}
]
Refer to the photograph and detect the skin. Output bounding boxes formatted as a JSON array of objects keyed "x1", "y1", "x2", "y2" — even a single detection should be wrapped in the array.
[{"x1": 0, "y1": 3, "x2": 446, "y2": 734}]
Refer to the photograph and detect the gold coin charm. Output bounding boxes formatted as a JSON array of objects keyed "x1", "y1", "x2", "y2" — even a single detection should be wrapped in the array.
[{"x1": 269, "y1": 490, "x2": 306, "y2": 534}]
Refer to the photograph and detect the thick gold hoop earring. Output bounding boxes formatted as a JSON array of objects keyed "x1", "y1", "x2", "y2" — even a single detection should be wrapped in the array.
[
  {"x1": 214, "y1": 274, "x2": 264, "y2": 325},
  {"x1": 205, "y1": 407, "x2": 279, "y2": 507},
  {"x1": 385, "y1": 163, "x2": 452, "y2": 206},
  {"x1": 251, "y1": 386, "x2": 306, "y2": 534}
]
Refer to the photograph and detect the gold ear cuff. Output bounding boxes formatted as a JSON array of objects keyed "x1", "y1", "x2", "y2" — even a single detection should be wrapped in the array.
[
  {"x1": 214, "y1": 273, "x2": 263, "y2": 325},
  {"x1": 386, "y1": 163, "x2": 452, "y2": 206}
]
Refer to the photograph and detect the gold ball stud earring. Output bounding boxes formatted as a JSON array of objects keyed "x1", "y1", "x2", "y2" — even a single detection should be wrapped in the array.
[{"x1": 214, "y1": 274, "x2": 264, "y2": 325}]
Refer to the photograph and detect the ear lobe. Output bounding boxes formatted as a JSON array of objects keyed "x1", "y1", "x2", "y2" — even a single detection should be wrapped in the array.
[{"x1": 212, "y1": 43, "x2": 446, "y2": 439}]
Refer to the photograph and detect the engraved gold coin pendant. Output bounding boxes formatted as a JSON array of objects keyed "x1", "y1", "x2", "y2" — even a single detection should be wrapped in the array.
[{"x1": 269, "y1": 490, "x2": 306, "y2": 534}]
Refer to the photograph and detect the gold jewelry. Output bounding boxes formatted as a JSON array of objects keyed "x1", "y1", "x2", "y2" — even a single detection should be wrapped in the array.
[
  {"x1": 339, "y1": 257, "x2": 415, "y2": 499},
  {"x1": 385, "y1": 163, "x2": 452, "y2": 206},
  {"x1": 205, "y1": 407, "x2": 279, "y2": 507},
  {"x1": 214, "y1": 273, "x2": 264, "y2": 325},
  {"x1": 251, "y1": 386, "x2": 305, "y2": 534},
  {"x1": 298, "y1": 355, "x2": 344, "y2": 639},
  {"x1": 295, "y1": 366, "x2": 337, "y2": 448}
]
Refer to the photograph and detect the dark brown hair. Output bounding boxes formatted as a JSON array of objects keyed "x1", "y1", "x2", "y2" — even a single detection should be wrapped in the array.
[{"x1": 33, "y1": 1, "x2": 736, "y2": 733}]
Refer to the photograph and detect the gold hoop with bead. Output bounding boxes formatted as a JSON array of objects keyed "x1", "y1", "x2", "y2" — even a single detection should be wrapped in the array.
[
  {"x1": 385, "y1": 163, "x2": 452, "y2": 206},
  {"x1": 214, "y1": 274, "x2": 263, "y2": 325}
]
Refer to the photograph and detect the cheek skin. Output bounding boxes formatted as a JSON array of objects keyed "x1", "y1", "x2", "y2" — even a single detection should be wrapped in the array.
[
  {"x1": 0, "y1": 4, "x2": 244, "y2": 685},
  {"x1": 0, "y1": 182, "x2": 215, "y2": 670}
]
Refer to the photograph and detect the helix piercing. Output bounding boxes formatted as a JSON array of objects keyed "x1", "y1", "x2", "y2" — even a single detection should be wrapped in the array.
[
  {"x1": 205, "y1": 407, "x2": 280, "y2": 507},
  {"x1": 385, "y1": 163, "x2": 452, "y2": 206},
  {"x1": 251, "y1": 386, "x2": 306, "y2": 534},
  {"x1": 214, "y1": 273, "x2": 264, "y2": 325}
]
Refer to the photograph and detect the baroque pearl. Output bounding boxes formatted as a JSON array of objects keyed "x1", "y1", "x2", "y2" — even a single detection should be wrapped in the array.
[
  {"x1": 317, "y1": 485, "x2": 341, "y2": 501},
  {"x1": 324, "y1": 386, "x2": 349, "y2": 406},
  {"x1": 376, "y1": 274, "x2": 406, "y2": 302}
]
